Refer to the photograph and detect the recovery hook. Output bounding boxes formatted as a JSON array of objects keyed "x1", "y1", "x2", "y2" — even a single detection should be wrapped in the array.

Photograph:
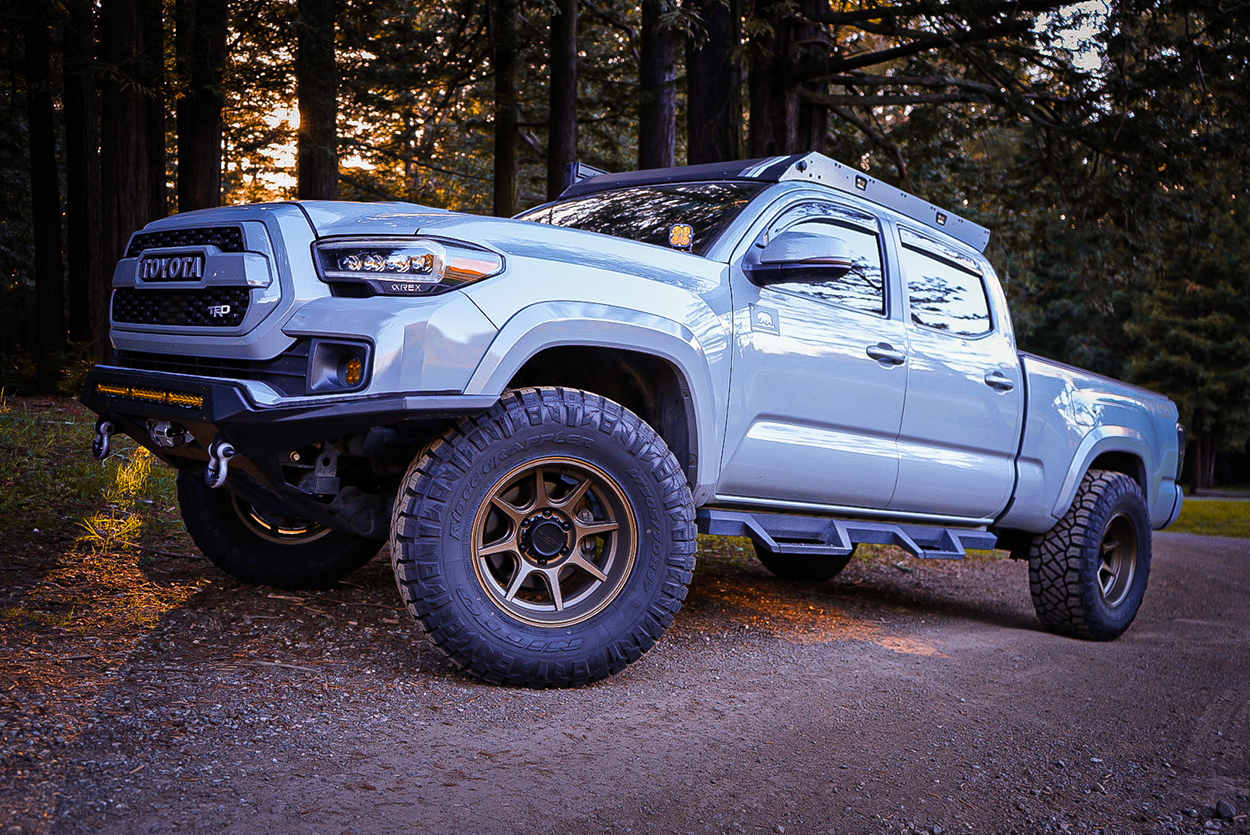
[
  {"x1": 206, "y1": 438, "x2": 236, "y2": 489},
  {"x1": 92, "y1": 419, "x2": 115, "y2": 461}
]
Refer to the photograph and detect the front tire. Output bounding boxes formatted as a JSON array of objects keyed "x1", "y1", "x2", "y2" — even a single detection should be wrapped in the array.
[
  {"x1": 177, "y1": 469, "x2": 380, "y2": 589},
  {"x1": 390, "y1": 387, "x2": 697, "y2": 688},
  {"x1": 1028, "y1": 470, "x2": 1152, "y2": 640}
]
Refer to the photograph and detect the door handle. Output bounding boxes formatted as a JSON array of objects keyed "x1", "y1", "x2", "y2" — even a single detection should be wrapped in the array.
[
  {"x1": 865, "y1": 343, "x2": 906, "y2": 366},
  {"x1": 984, "y1": 370, "x2": 1016, "y2": 391}
]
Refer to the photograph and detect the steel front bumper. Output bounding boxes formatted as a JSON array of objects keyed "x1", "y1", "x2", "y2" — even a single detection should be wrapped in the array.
[{"x1": 81, "y1": 365, "x2": 497, "y2": 536}]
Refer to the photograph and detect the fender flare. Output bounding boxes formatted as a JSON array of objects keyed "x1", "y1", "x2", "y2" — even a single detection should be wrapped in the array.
[
  {"x1": 1051, "y1": 426, "x2": 1149, "y2": 519},
  {"x1": 463, "y1": 301, "x2": 723, "y2": 501}
]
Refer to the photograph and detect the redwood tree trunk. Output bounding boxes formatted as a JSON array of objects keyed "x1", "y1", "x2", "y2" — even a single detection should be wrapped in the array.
[
  {"x1": 296, "y1": 0, "x2": 339, "y2": 199},
  {"x1": 747, "y1": 8, "x2": 796, "y2": 157},
  {"x1": 492, "y1": 0, "x2": 519, "y2": 216},
  {"x1": 638, "y1": 0, "x2": 677, "y2": 169},
  {"x1": 63, "y1": 0, "x2": 107, "y2": 349},
  {"x1": 546, "y1": 0, "x2": 578, "y2": 200},
  {"x1": 794, "y1": 0, "x2": 828, "y2": 153},
  {"x1": 685, "y1": 0, "x2": 742, "y2": 165},
  {"x1": 101, "y1": 0, "x2": 153, "y2": 278},
  {"x1": 176, "y1": 0, "x2": 229, "y2": 211},
  {"x1": 141, "y1": 0, "x2": 167, "y2": 218},
  {"x1": 23, "y1": 3, "x2": 66, "y2": 378}
]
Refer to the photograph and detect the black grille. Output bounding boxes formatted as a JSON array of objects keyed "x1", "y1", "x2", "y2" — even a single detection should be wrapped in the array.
[
  {"x1": 126, "y1": 227, "x2": 245, "y2": 257},
  {"x1": 113, "y1": 287, "x2": 250, "y2": 327},
  {"x1": 115, "y1": 341, "x2": 311, "y2": 397}
]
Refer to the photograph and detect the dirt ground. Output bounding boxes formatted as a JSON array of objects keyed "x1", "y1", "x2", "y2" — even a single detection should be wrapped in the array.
[{"x1": 2, "y1": 520, "x2": 1249, "y2": 834}]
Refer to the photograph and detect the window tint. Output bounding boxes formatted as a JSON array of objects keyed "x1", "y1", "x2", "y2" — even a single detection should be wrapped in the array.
[
  {"x1": 516, "y1": 182, "x2": 765, "y2": 256},
  {"x1": 762, "y1": 203, "x2": 886, "y2": 316},
  {"x1": 899, "y1": 231, "x2": 992, "y2": 336}
]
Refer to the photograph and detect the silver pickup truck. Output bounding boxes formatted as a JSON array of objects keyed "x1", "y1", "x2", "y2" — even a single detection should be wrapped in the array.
[{"x1": 82, "y1": 153, "x2": 1184, "y2": 687}]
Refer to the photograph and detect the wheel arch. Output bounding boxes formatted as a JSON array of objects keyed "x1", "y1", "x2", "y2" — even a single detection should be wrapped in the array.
[
  {"x1": 1051, "y1": 428, "x2": 1151, "y2": 521},
  {"x1": 504, "y1": 346, "x2": 697, "y2": 486},
  {"x1": 462, "y1": 303, "x2": 722, "y2": 502}
]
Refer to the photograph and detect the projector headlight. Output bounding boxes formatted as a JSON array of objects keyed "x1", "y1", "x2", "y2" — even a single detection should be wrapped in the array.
[{"x1": 313, "y1": 237, "x2": 504, "y2": 296}]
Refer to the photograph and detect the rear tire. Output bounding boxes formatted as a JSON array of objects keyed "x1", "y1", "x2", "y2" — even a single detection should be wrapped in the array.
[
  {"x1": 1028, "y1": 470, "x2": 1152, "y2": 640},
  {"x1": 754, "y1": 543, "x2": 854, "y2": 582},
  {"x1": 177, "y1": 469, "x2": 379, "y2": 590}
]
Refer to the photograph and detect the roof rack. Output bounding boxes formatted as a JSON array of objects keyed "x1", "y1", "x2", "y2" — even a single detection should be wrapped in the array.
[{"x1": 560, "y1": 152, "x2": 991, "y2": 252}]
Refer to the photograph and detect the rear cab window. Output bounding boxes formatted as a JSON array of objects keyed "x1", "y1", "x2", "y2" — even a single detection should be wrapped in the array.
[{"x1": 898, "y1": 226, "x2": 993, "y2": 336}]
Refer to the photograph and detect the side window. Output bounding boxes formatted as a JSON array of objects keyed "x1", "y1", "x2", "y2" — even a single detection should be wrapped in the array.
[
  {"x1": 763, "y1": 202, "x2": 886, "y2": 317},
  {"x1": 899, "y1": 228, "x2": 992, "y2": 337}
]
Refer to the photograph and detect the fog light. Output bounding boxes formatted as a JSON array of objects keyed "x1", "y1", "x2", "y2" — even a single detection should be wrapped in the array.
[
  {"x1": 307, "y1": 339, "x2": 371, "y2": 394},
  {"x1": 342, "y1": 356, "x2": 364, "y2": 387}
]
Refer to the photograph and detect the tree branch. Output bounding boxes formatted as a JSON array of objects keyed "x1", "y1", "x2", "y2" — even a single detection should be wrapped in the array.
[
  {"x1": 827, "y1": 106, "x2": 915, "y2": 193},
  {"x1": 798, "y1": 18, "x2": 1034, "y2": 78},
  {"x1": 810, "y1": 0, "x2": 1069, "y2": 27}
]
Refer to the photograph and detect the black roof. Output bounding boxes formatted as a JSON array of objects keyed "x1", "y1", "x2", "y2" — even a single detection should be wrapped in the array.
[{"x1": 560, "y1": 156, "x2": 808, "y2": 199}]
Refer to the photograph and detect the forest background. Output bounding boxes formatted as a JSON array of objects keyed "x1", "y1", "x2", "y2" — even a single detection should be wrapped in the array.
[{"x1": 0, "y1": 0, "x2": 1247, "y2": 488}]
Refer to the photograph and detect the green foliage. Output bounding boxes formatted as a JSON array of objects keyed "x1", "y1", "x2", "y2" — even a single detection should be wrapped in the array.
[
  {"x1": 1126, "y1": 188, "x2": 1250, "y2": 450},
  {"x1": 0, "y1": 397, "x2": 179, "y2": 542},
  {"x1": 1169, "y1": 499, "x2": 1250, "y2": 540}
]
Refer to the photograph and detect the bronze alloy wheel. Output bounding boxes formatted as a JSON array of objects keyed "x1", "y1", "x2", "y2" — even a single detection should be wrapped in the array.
[
  {"x1": 229, "y1": 493, "x2": 332, "y2": 545},
  {"x1": 390, "y1": 387, "x2": 697, "y2": 686},
  {"x1": 1098, "y1": 512, "x2": 1138, "y2": 608},
  {"x1": 471, "y1": 456, "x2": 638, "y2": 627}
]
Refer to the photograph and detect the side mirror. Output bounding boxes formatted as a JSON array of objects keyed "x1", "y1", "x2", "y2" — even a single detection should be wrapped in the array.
[{"x1": 746, "y1": 231, "x2": 854, "y2": 286}]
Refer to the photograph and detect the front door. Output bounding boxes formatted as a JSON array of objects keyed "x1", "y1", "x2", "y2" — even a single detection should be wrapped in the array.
[{"x1": 719, "y1": 201, "x2": 908, "y2": 510}]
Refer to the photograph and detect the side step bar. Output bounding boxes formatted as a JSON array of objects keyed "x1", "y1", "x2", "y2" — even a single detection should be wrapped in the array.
[{"x1": 696, "y1": 508, "x2": 998, "y2": 561}]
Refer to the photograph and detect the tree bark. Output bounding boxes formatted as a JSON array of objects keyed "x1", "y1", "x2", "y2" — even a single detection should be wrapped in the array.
[
  {"x1": 22, "y1": 3, "x2": 66, "y2": 377},
  {"x1": 141, "y1": 0, "x2": 167, "y2": 218},
  {"x1": 1189, "y1": 423, "x2": 1216, "y2": 492},
  {"x1": 176, "y1": 0, "x2": 229, "y2": 211},
  {"x1": 546, "y1": 0, "x2": 578, "y2": 200},
  {"x1": 492, "y1": 0, "x2": 519, "y2": 216},
  {"x1": 685, "y1": 0, "x2": 742, "y2": 165},
  {"x1": 296, "y1": 0, "x2": 339, "y2": 199},
  {"x1": 101, "y1": 0, "x2": 153, "y2": 280},
  {"x1": 794, "y1": 0, "x2": 829, "y2": 153},
  {"x1": 638, "y1": 0, "x2": 677, "y2": 169},
  {"x1": 63, "y1": 0, "x2": 108, "y2": 350},
  {"x1": 747, "y1": 6, "x2": 796, "y2": 157}
]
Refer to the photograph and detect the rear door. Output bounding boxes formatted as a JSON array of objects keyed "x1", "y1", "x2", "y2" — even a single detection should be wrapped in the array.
[{"x1": 887, "y1": 226, "x2": 1025, "y2": 518}]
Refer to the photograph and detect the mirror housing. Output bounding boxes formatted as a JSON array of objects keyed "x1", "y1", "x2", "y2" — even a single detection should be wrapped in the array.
[{"x1": 746, "y1": 231, "x2": 854, "y2": 286}]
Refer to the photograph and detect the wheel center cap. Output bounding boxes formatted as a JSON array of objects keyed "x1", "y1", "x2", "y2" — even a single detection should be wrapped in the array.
[{"x1": 525, "y1": 519, "x2": 568, "y2": 560}]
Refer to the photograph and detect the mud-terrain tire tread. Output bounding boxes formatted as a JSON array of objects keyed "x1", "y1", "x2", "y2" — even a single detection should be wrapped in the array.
[
  {"x1": 1028, "y1": 469, "x2": 1151, "y2": 641},
  {"x1": 390, "y1": 387, "x2": 697, "y2": 688},
  {"x1": 177, "y1": 469, "x2": 380, "y2": 590},
  {"x1": 755, "y1": 545, "x2": 854, "y2": 582}
]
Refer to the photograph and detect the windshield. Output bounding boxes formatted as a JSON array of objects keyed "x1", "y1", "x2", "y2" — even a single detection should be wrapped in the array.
[{"x1": 516, "y1": 182, "x2": 766, "y2": 257}]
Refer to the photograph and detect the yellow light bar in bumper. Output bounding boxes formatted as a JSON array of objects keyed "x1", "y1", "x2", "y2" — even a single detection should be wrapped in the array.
[{"x1": 93, "y1": 381, "x2": 204, "y2": 410}]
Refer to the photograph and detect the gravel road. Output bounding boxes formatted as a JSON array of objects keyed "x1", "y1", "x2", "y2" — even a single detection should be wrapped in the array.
[{"x1": 3, "y1": 531, "x2": 1248, "y2": 835}]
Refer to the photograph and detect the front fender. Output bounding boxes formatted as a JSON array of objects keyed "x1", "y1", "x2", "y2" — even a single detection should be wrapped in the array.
[{"x1": 463, "y1": 301, "x2": 724, "y2": 503}]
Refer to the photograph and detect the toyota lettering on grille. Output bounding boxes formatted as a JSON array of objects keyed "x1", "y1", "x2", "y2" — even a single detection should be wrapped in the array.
[{"x1": 138, "y1": 254, "x2": 206, "y2": 281}]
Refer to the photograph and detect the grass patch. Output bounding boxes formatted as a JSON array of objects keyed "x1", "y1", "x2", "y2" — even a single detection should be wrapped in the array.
[
  {"x1": 1170, "y1": 499, "x2": 1250, "y2": 540},
  {"x1": 0, "y1": 395, "x2": 206, "y2": 643},
  {"x1": 0, "y1": 395, "x2": 182, "y2": 544}
]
